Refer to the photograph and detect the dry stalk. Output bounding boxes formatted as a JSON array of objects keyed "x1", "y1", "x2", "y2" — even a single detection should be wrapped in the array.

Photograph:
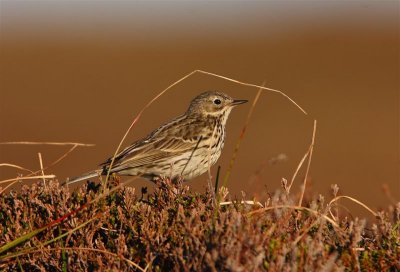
[
  {"x1": 0, "y1": 141, "x2": 94, "y2": 146},
  {"x1": 286, "y1": 149, "x2": 309, "y2": 194},
  {"x1": 328, "y1": 195, "x2": 378, "y2": 220},
  {"x1": 219, "y1": 200, "x2": 264, "y2": 207},
  {"x1": 38, "y1": 153, "x2": 46, "y2": 185},
  {"x1": 223, "y1": 85, "x2": 263, "y2": 187},
  {"x1": 0, "y1": 163, "x2": 34, "y2": 174},
  {"x1": 16, "y1": 247, "x2": 147, "y2": 271},
  {"x1": 0, "y1": 175, "x2": 56, "y2": 185},
  {"x1": 298, "y1": 120, "x2": 317, "y2": 207},
  {"x1": 247, "y1": 204, "x2": 338, "y2": 228}
]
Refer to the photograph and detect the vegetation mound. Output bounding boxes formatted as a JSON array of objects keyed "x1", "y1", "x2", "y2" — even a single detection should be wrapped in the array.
[{"x1": 0, "y1": 180, "x2": 399, "y2": 271}]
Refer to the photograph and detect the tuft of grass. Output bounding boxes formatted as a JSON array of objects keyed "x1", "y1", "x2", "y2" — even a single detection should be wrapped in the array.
[{"x1": 0, "y1": 180, "x2": 398, "y2": 271}]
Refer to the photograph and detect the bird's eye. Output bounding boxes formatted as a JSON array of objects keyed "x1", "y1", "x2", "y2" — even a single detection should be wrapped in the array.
[{"x1": 213, "y1": 99, "x2": 221, "y2": 105}]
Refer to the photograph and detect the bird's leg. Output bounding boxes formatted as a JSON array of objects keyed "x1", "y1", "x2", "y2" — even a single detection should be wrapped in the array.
[{"x1": 139, "y1": 187, "x2": 148, "y2": 202}]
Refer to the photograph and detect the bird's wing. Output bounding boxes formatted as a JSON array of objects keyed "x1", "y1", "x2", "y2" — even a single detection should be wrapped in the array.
[
  {"x1": 100, "y1": 115, "x2": 189, "y2": 165},
  {"x1": 100, "y1": 115, "x2": 210, "y2": 174},
  {"x1": 103, "y1": 135, "x2": 202, "y2": 173}
]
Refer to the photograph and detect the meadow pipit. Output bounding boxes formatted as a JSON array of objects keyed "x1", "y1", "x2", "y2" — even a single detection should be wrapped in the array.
[{"x1": 67, "y1": 91, "x2": 247, "y2": 184}]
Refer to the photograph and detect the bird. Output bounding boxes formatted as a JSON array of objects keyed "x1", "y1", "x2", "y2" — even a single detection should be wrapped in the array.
[{"x1": 66, "y1": 91, "x2": 247, "y2": 185}]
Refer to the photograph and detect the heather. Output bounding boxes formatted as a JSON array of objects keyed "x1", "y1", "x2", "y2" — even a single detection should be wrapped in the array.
[{"x1": 0, "y1": 180, "x2": 398, "y2": 271}]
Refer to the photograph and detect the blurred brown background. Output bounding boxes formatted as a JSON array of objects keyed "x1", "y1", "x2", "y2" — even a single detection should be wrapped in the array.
[{"x1": 1, "y1": 1, "x2": 399, "y2": 217}]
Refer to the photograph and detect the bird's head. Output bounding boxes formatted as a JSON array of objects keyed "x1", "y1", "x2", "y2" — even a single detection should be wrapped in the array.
[{"x1": 187, "y1": 91, "x2": 247, "y2": 119}]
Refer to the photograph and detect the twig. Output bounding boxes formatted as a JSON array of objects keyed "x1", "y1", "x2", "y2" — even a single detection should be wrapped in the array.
[{"x1": 298, "y1": 120, "x2": 317, "y2": 207}]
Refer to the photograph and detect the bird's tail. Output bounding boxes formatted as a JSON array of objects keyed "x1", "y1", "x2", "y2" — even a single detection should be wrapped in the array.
[{"x1": 63, "y1": 170, "x2": 102, "y2": 186}]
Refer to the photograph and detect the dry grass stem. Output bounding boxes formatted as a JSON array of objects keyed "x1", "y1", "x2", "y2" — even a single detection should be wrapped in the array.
[
  {"x1": 0, "y1": 180, "x2": 21, "y2": 195},
  {"x1": 34, "y1": 144, "x2": 79, "y2": 175},
  {"x1": 219, "y1": 200, "x2": 264, "y2": 207},
  {"x1": 0, "y1": 141, "x2": 94, "y2": 146},
  {"x1": 298, "y1": 120, "x2": 317, "y2": 207},
  {"x1": 195, "y1": 70, "x2": 307, "y2": 114},
  {"x1": 287, "y1": 149, "x2": 309, "y2": 193},
  {"x1": 0, "y1": 163, "x2": 34, "y2": 174},
  {"x1": 292, "y1": 219, "x2": 321, "y2": 246},
  {"x1": 207, "y1": 121, "x2": 219, "y2": 190},
  {"x1": 328, "y1": 195, "x2": 378, "y2": 220},
  {"x1": 6, "y1": 247, "x2": 147, "y2": 272},
  {"x1": 223, "y1": 85, "x2": 263, "y2": 187},
  {"x1": 2, "y1": 143, "x2": 91, "y2": 181},
  {"x1": 247, "y1": 204, "x2": 338, "y2": 228},
  {"x1": 38, "y1": 153, "x2": 46, "y2": 185},
  {"x1": 0, "y1": 172, "x2": 57, "y2": 195},
  {"x1": 0, "y1": 175, "x2": 56, "y2": 185},
  {"x1": 382, "y1": 184, "x2": 398, "y2": 205}
]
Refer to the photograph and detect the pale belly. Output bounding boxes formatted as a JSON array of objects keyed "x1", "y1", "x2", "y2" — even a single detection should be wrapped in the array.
[{"x1": 149, "y1": 147, "x2": 222, "y2": 181}]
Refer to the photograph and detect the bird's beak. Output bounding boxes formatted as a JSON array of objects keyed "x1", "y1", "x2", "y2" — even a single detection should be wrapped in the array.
[{"x1": 231, "y1": 99, "x2": 248, "y2": 106}]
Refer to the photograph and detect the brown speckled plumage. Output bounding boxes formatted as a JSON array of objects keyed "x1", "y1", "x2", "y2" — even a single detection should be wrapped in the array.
[{"x1": 67, "y1": 91, "x2": 247, "y2": 184}]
